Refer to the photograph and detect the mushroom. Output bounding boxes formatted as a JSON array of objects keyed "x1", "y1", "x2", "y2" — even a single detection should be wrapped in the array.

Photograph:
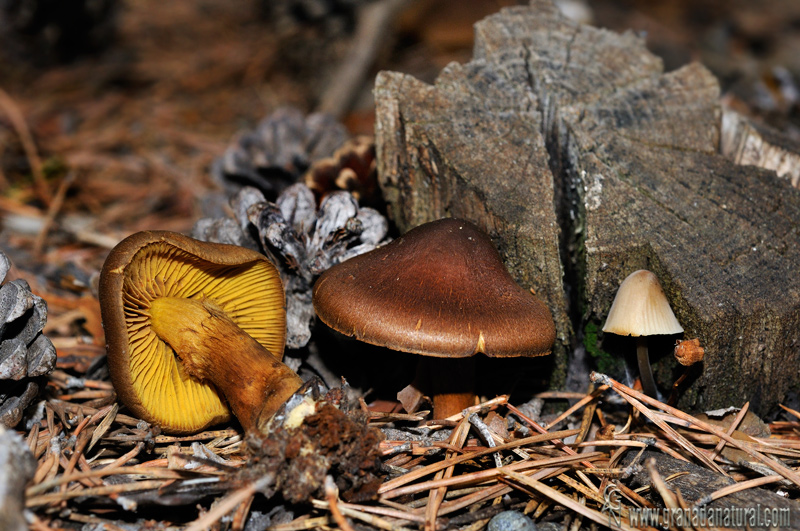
[
  {"x1": 312, "y1": 218, "x2": 556, "y2": 419},
  {"x1": 100, "y1": 231, "x2": 303, "y2": 435},
  {"x1": 602, "y1": 269, "x2": 683, "y2": 397}
]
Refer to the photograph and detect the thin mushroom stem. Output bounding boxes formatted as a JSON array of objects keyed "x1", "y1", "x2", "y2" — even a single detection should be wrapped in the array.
[{"x1": 636, "y1": 336, "x2": 658, "y2": 398}]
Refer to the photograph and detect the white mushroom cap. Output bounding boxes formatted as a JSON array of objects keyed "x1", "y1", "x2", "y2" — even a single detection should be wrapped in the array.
[{"x1": 602, "y1": 270, "x2": 684, "y2": 337}]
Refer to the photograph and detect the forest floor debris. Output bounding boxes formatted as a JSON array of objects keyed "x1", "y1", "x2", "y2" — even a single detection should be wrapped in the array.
[
  {"x1": 10, "y1": 366, "x2": 800, "y2": 530},
  {"x1": 2, "y1": 1, "x2": 800, "y2": 529}
]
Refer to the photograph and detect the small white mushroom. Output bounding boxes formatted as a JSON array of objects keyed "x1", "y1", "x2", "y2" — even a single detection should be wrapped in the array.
[{"x1": 603, "y1": 270, "x2": 683, "y2": 397}]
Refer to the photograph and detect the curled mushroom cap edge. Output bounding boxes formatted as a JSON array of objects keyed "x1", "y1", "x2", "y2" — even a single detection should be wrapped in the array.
[{"x1": 100, "y1": 230, "x2": 297, "y2": 434}]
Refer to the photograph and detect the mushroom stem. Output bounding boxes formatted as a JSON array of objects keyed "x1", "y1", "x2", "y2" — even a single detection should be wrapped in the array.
[
  {"x1": 417, "y1": 356, "x2": 477, "y2": 419},
  {"x1": 149, "y1": 297, "x2": 302, "y2": 433},
  {"x1": 636, "y1": 336, "x2": 658, "y2": 398}
]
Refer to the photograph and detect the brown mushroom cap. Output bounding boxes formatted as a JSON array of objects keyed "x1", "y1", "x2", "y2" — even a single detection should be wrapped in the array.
[
  {"x1": 100, "y1": 231, "x2": 287, "y2": 434},
  {"x1": 312, "y1": 218, "x2": 556, "y2": 358}
]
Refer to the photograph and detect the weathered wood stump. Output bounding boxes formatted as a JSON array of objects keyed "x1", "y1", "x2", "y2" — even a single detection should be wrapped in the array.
[
  {"x1": 721, "y1": 107, "x2": 800, "y2": 189},
  {"x1": 374, "y1": 0, "x2": 800, "y2": 412}
]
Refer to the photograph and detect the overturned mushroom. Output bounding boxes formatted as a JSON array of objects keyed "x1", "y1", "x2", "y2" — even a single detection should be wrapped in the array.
[
  {"x1": 602, "y1": 269, "x2": 683, "y2": 398},
  {"x1": 313, "y1": 218, "x2": 556, "y2": 419},
  {"x1": 100, "y1": 231, "x2": 302, "y2": 435}
]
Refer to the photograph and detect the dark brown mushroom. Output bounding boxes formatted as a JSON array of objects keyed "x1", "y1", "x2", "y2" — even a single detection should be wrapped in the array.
[
  {"x1": 312, "y1": 218, "x2": 556, "y2": 418},
  {"x1": 100, "y1": 230, "x2": 302, "y2": 435}
]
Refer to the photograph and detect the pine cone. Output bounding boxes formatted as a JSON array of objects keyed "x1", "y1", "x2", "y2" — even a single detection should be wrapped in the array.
[
  {"x1": 210, "y1": 107, "x2": 350, "y2": 201},
  {"x1": 200, "y1": 107, "x2": 389, "y2": 349},
  {"x1": 304, "y1": 135, "x2": 380, "y2": 207},
  {"x1": 0, "y1": 251, "x2": 56, "y2": 428},
  {"x1": 193, "y1": 184, "x2": 389, "y2": 349}
]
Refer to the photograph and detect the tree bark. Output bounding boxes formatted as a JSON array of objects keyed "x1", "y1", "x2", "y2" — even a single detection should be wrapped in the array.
[
  {"x1": 721, "y1": 107, "x2": 800, "y2": 189},
  {"x1": 374, "y1": 11, "x2": 571, "y2": 385}
]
